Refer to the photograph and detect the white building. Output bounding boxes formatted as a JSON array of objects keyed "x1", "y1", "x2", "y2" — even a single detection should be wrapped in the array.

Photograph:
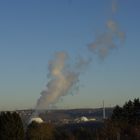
[{"x1": 29, "y1": 117, "x2": 44, "y2": 124}]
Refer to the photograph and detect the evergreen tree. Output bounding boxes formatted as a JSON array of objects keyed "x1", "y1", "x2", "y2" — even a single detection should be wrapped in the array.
[
  {"x1": 26, "y1": 122, "x2": 54, "y2": 140},
  {"x1": 0, "y1": 111, "x2": 24, "y2": 140},
  {"x1": 111, "y1": 105, "x2": 123, "y2": 120},
  {"x1": 111, "y1": 98, "x2": 140, "y2": 123},
  {"x1": 102, "y1": 98, "x2": 140, "y2": 140}
]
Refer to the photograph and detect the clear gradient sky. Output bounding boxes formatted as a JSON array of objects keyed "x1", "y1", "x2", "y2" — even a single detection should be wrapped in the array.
[{"x1": 0, "y1": 0, "x2": 140, "y2": 110}]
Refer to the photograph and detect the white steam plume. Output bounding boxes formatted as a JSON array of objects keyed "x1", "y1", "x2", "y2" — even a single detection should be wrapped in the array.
[
  {"x1": 36, "y1": 52, "x2": 79, "y2": 110},
  {"x1": 88, "y1": 1, "x2": 125, "y2": 59},
  {"x1": 112, "y1": 0, "x2": 117, "y2": 13},
  {"x1": 34, "y1": 0, "x2": 125, "y2": 113}
]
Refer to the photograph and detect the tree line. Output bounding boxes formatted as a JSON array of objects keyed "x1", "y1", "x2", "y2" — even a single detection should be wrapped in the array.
[{"x1": 0, "y1": 98, "x2": 140, "y2": 140}]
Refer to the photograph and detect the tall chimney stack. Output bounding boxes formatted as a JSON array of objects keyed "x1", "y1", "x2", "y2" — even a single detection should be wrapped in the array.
[{"x1": 103, "y1": 100, "x2": 106, "y2": 119}]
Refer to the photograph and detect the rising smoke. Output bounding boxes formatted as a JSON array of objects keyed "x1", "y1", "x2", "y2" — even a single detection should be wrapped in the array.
[
  {"x1": 35, "y1": 0, "x2": 125, "y2": 112},
  {"x1": 88, "y1": 19, "x2": 125, "y2": 59},
  {"x1": 88, "y1": 0, "x2": 125, "y2": 59},
  {"x1": 36, "y1": 52, "x2": 79, "y2": 110}
]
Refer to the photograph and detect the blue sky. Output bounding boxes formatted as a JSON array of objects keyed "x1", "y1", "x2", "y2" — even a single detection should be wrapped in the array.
[{"x1": 0, "y1": 0, "x2": 140, "y2": 110}]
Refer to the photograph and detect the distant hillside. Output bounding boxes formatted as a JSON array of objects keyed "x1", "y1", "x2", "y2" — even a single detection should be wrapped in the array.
[{"x1": 39, "y1": 108, "x2": 113, "y2": 121}]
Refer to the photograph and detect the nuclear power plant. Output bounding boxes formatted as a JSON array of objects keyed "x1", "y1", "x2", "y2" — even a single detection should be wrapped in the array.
[{"x1": 13, "y1": 107, "x2": 113, "y2": 128}]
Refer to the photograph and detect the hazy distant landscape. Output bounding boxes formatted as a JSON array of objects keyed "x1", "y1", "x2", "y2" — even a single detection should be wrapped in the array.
[
  {"x1": 0, "y1": 0, "x2": 140, "y2": 139},
  {"x1": 17, "y1": 107, "x2": 113, "y2": 124},
  {"x1": 0, "y1": 98, "x2": 140, "y2": 140}
]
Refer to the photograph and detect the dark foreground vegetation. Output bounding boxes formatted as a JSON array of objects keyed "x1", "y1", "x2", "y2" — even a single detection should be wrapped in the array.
[{"x1": 0, "y1": 98, "x2": 140, "y2": 140}]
